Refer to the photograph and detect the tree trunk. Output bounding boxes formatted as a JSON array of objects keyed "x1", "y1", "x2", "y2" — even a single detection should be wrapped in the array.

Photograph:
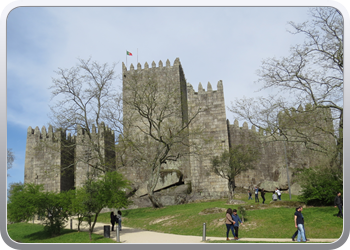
[
  {"x1": 148, "y1": 191, "x2": 163, "y2": 208},
  {"x1": 147, "y1": 162, "x2": 163, "y2": 208},
  {"x1": 228, "y1": 179, "x2": 236, "y2": 199}
]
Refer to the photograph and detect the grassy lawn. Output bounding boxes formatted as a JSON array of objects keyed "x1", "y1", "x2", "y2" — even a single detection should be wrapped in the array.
[
  {"x1": 97, "y1": 193, "x2": 343, "y2": 239},
  {"x1": 7, "y1": 193, "x2": 343, "y2": 243},
  {"x1": 7, "y1": 223, "x2": 116, "y2": 243}
]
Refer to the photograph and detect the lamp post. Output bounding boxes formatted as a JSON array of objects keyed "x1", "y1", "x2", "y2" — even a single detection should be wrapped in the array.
[{"x1": 283, "y1": 141, "x2": 292, "y2": 200}]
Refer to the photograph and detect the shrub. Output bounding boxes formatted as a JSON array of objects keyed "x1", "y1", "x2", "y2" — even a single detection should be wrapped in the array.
[{"x1": 297, "y1": 165, "x2": 343, "y2": 206}]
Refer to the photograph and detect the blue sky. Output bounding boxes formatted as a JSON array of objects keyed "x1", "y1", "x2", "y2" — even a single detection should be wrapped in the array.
[{"x1": 4, "y1": 6, "x2": 339, "y2": 187}]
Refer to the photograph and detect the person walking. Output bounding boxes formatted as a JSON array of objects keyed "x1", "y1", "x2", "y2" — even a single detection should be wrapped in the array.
[
  {"x1": 225, "y1": 208, "x2": 236, "y2": 240},
  {"x1": 294, "y1": 206, "x2": 306, "y2": 242},
  {"x1": 248, "y1": 190, "x2": 253, "y2": 200},
  {"x1": 334, "y1": 192, "x2": 343, "y2": 218},
  {"x1": 292, "y1": 207, "x2": 309, "y2": 241},
  {"x1": 110, "y1": 211, "x2": 116, "y2": 231},
  {"x1": 275, "y1": 188, "x2": 282, "y2": 200},
  {"x1": 231, "y1": 209, "x2": 244, "y2": 240},
  {"x1": 254, "y1": 186, "x2": 259, "y2": 203},
  {"x1": 117, "y1": 210, "x2": 122, "y2": 231},
  {"x1": 261, "y1": 188, "x2": 266, "y2": 204}
]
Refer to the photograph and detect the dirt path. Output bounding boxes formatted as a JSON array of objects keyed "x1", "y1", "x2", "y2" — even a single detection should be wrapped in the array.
[{"x1": 32, "y1": 219, "x2": 338, "y2": 243}]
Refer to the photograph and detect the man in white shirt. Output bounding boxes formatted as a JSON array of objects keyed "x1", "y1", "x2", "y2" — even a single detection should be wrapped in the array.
[{"x1": 275, "y1": 188, "x2": 281, "y2": 200}]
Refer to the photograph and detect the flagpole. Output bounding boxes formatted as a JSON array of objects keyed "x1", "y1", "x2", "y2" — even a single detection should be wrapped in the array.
[
  {"x1": 137, "y1": 48, "x2": 138, "y2": 65},
  {"x1": 126, "y1": 50, "x2": 127, "y2": 68}
]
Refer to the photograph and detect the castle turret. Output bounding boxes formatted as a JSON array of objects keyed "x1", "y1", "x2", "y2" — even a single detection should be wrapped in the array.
[{"x1": 24, "y1": 126, "x2": 75, "y2": 192}]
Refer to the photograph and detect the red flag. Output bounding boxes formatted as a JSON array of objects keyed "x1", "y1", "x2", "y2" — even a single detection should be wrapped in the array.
[{"x1": 127, "y1": 51, "x2": 133, "y2": 56}]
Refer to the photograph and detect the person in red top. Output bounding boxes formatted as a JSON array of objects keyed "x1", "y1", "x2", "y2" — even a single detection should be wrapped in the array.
[{"x1": 225, "y1": 208, "x2": 236, "y2": 240}]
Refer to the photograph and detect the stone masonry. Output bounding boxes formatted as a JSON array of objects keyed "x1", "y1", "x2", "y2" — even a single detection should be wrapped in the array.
[{"x1": 24, "y1": 57, "x2": 335, "y2": 204}]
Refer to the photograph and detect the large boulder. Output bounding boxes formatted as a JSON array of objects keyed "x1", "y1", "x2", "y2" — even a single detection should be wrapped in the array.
[
  {"x1": 135, "y1": 169, "x2": 183, "y2": 197},
  {"x1": 129, "y1": 183, "x2": 191, "y2": 208},
  {"x1": 259, "y1": 180, "x2": 288, "y2": 192},
  {"x1": 290, "y1": 183, "x2": 303, "y2": 195}
]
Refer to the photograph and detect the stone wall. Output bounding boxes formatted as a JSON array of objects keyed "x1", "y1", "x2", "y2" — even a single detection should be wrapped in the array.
[
  {"x1": 24, "y1": 126, "x2": 74, "y2": 192},
  {"x1": 24, "y1": 123, "x2": 115, "y2": 191},
  {"x1": 227, "y1": 118, "x2": 334, "y2": 195},
  {"x1": 187, "y1": 81, "x2": 229, "y2": 199}
]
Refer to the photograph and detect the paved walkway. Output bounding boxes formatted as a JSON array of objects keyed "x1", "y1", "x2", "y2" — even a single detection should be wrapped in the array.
[{"x1": 32, "y1": 219, "x2": 338, "y2": 243}]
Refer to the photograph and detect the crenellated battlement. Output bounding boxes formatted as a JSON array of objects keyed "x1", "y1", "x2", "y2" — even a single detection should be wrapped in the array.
[
  {"x1": 277, "y1": 103, "x2": 332, "y2": 120},
  {"x1": 27, "y1": 125, "x2": 75, "y2": 143},
  {"x1": 277, "y1": 104, "x2": 334, "y2": 135},
  {"x1": 187, "y1": 80, "x2": 223, "y2": 95},
  {"x1": 187, "y1": 80, "x2": 225, "y2": 108},
  {"x1": 26, "y1": 123, "x2": 115, "y2": 143},
  {"x1": 76, "y1": 122, "x2": 114, "y2": 139},
  {"x1": 228, "y1": 119, "x2": 280, "y2": 138},
  {"x1": 122, "y1": 58, "x2": 181, "y2": 72}
]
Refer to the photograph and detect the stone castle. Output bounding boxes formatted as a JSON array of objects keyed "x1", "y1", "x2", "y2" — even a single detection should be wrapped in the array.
[{"x1": 24, "y1": 58, "x2": 334, "y2": 206}]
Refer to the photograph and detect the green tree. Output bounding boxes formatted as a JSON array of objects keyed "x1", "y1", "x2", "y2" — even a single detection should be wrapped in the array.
[
  {"x1": 7, "y1": 182, "x2": 73, "y2": 236},
  {"x1": 35, "y1": 190, "x2": 74, "y2": 236},
  {"x1": 296, "y1": 165, "x2": 342, "y2": 206},
  {"x1": 70, "y1": 188, "x2": 87, "y2": 232},
  {"x1": 7, "y1": 182, "x2": 41, "y2": 223},
  {"x1": 75, "y1": 171, "x2": 130, "y2": 241},
  {"x1": 211, "y1": 144, "x2": 260, "y2": 199}
]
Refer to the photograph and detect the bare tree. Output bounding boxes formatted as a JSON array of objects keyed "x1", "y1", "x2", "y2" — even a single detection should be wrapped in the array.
[
  {"x1": 122, "y1": 68, "x2": 203, "y2": 208},
  {"x1": 230, "y1": 7, "x2": 343, "y2": 169},
  {"x1": 7, "y1": 149, "x2": 15, "y2": 177},
  {"x1": 49, "y1": 58, "x2": 123, "y2": 176}
]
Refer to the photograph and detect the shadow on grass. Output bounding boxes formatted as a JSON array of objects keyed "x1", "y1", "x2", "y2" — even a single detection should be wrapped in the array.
[{"x1": 23, "y1": 228, "x2": 76, "y2": 241}]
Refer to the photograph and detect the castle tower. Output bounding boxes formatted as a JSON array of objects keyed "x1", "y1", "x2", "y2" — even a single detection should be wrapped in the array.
[
  {"x1": 121, "y1": 58, "x2": 190, "y2": 184},
  {"x1": 74, "y1": 122, "x2": 116, "y2": 188},
  {"x1": 24, "y1": 126, "x2": 75, "y2": 192},
  {"x1": 187, "y1": 81, "x2": 230, "y2": 198},
  {"x1": 24, "y1": 123, "x2": 116, "y2": 191}
]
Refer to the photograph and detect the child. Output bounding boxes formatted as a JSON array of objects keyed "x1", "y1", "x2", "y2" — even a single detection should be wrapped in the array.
[
  {"x1": 248, "y1": 190, "x2": 253, "y2": 200},
  {"x1": 272, "y1": 193, "x2": 278, "y2": 201}
]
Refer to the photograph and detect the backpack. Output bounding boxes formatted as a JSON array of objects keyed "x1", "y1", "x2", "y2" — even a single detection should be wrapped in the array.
[{"x1": 115, "y1": 215, "x2": 119, "y2": 223}]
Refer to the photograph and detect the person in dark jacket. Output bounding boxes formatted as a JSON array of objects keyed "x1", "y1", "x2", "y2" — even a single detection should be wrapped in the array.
[
  {"x1": 254, "y1": 186, "x2": 259, "y2": 203},
  {"x1": 334, "y1": 192, "x2": 343, "y2": 218},
  {"x1": 231, "y1": 209, "x2": 244, "y2": 240},
  {"x1": 248, "y1": 190, "x2": 253, "y2": 200},
  {"x1": 261, "y1": 188, "x2": 266, "y2": 204},
  {"x1": 110, "y1": 211, "x2": 116, "y2": 231}
]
